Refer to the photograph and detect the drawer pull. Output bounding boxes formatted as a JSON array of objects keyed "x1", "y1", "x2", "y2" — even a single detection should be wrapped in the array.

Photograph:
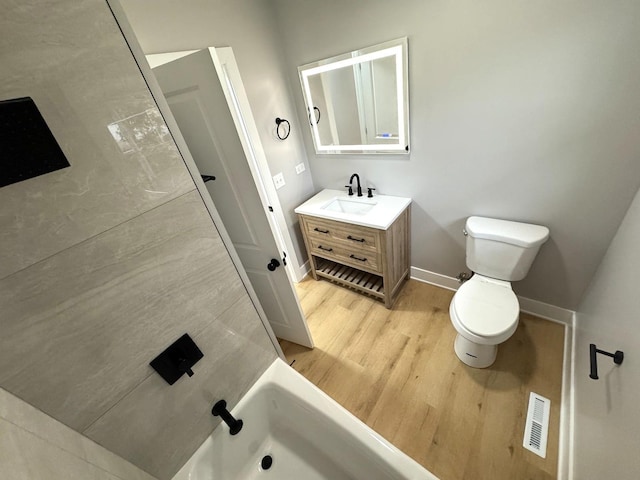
[
  {"x1": 347, "y1": 235, "x2": 365, "y2": 243},
  {"x1": 349, "y1": 254, "x2": 367, "y2": 262},
  {"x1": 314, "y1": 227, "x2": 330, "y2": 234},
  {"x1": 318, "y1": 245, "x2": 333, "y2": 252}
]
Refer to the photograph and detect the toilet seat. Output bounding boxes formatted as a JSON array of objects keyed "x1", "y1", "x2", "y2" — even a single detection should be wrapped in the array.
[{"x1": 452, "y1": 275, "x2": 519, "y2": 339}]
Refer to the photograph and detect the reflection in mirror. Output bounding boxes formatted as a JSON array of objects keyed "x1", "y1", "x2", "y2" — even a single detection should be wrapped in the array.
[{"x1": 299, "y1": 38, "x2": 409, "y2": 154}]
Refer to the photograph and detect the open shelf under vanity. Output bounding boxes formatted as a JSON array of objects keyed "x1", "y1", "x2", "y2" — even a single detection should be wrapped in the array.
[{"x1": 314, "y1": 258, "x2": 385, "y2": 300}]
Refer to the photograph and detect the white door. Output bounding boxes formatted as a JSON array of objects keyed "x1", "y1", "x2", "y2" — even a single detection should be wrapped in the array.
[{"x1": 152, "y1": 49, "x2": 313, "y2": 347}]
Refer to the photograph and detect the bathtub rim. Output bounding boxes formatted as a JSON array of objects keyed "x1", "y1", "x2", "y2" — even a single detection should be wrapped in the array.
[{"x1": 172, "y1": 357, "x2": 439, "y2": 480}]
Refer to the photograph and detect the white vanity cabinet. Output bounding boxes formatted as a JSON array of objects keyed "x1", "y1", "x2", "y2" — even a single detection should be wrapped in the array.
[{"x1": 295, "y1": 190, "x2": 411, "y2": 308}]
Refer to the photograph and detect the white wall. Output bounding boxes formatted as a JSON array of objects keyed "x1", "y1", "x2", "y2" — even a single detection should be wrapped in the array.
[
  {"x1": 116, "y1": 0, "x2": 640, "y2": 310},
  {"x1": 573, "y1": 185, "x2": 640, "y2": 478},
  {"x1": 118, "y1": 0, "x2": 316, "y2": 265},
  {"x1": 273, "y1": 0, "x2": 640, "y2": 309}
]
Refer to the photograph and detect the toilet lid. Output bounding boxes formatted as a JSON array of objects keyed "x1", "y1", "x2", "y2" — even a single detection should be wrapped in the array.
[{"x1": 453, "y1": 277, "x2": 519, "y2": 337}]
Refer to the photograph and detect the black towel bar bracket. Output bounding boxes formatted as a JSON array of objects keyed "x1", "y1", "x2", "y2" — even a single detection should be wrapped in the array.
[{"x1": 589, "y1": 343, "x2": 624, "y2": 380}]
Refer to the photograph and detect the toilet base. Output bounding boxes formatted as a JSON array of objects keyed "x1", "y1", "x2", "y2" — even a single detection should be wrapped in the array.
[{"x1": 454, "y1": 334, "x2": 497, "y2": 368}]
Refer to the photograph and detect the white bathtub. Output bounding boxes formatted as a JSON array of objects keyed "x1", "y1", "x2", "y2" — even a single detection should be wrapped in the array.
[{"x1": 173, "y1": 358, "x2": 438, "y2": 480}]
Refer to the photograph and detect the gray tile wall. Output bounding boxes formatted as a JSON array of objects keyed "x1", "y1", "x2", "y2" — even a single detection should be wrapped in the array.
[
  {"x1": 0, "y1": 1, "x2": 277, "y2": 478},
  {"x1": 0, "y1": 388, "x2": 158, "y2": 480}
]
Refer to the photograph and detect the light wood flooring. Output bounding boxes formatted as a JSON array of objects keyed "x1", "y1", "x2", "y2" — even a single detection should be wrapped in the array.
[{"x1": 280, "y1": 277, "x2": 565, "y2": 480}]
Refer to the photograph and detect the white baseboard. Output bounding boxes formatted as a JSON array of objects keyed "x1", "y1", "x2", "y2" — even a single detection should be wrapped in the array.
[
  {"x1": 557, "y1": 314, "x2": 576, "y2": 480},
  {"x1": 410, "y1": 266, "x2": 574, "y2": 326},
  {"x1": 294, "y1": 260, "x2": 311, "y2": 283},
  {"x1": 410, "y1": 266, "x2": 460, "y2": 291},
  {"x1": 518, "y1": 297, "x2": 574, "y2": 326}
]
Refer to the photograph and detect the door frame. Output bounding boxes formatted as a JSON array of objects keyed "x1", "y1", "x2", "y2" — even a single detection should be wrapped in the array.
[
  {"x1": 209, "y1": 48, "x2": 307, "y2": 284},
  {"x1": 108, "y1": 0, "x2": 289, "y2": 358},
  {"x1": 143, "y1": 49, "x2": 305, "y2": 286},
  {"x1": 150, "y1": 47, "x2": 313, "y2": 347}
]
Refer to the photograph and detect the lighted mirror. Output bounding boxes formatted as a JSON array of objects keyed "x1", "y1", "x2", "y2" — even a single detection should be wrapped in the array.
[{"x1": 298, "y1": 38, "x2": 409, "y2": 154}]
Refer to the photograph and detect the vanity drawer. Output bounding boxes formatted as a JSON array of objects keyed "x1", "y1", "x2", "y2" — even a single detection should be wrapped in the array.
[
  {"x1": 303, "y1": 217, "x2": 380, "y2": 253},
  {"x1": 308, "y1": 238, "x2": 381, "y2": 273}
]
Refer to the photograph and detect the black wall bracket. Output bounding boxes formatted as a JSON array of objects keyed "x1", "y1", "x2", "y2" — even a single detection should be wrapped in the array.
[
  {"x1": 150, "y1": 333, "x2": 203, "y2": 385},
  {"x1": 589, "y1": 343, "x2": 624, "y2": 380}
]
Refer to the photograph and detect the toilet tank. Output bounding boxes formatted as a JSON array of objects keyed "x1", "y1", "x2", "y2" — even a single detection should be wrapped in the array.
[{"x1": 465, "y1": 216, "x2": 549, "y2": 281}]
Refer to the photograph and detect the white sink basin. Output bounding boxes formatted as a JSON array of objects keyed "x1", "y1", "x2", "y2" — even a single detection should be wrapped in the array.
[
  {"x1": 322, "y1": 197, "x2": 377, "y2": 215},
  {"x1": 295, "y1": 189, "x2": 411, "y2": 230}
]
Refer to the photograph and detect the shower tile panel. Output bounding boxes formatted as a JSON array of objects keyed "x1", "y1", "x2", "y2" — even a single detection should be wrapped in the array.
[
  {"x1": 0, "y1": 388, "x2": 157, "y2": 480},
  {"x1": 0, "y1": 1, "x2": 194, "y2": 281},
  {"x1": 0, "y1": 418, "x2": 125, "y2": 480},
  {"x1": 84, "y1": 295, "x2": 277, "y2": 479},
  {"x1": 1, "y1": 2, "x2": 278, "y2": 477},
  {"x1": 0, "y1": 191, "x2": 246, "y2": 432}
]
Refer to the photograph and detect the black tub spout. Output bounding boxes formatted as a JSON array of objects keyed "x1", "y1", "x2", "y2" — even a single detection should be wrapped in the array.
[{"x1": 212, "y1": 399, "x2": 243, "y2": 435}]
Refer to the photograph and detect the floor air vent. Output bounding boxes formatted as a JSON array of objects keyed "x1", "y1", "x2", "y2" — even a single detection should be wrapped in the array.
[{"x1": 523, "y1": 392, "x2": 550, "y2": 458}]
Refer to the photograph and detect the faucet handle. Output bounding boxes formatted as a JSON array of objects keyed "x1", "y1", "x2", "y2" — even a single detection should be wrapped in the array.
[
  {"x1": 367, "y1": 188, "x2": 376, "y2": 198},
  {"x1": 177, "y1": 357, "x2": 194, "y2": 377},
  {"x1": 344, "y1": 185, "x2": 354, "y2": 196}
]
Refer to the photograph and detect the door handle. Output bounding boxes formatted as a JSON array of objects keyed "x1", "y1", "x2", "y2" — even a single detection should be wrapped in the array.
[
  {"x1": 267, "y1": 258, "x2": 281, "y2": 271},
  {"x1": 201, "y1": 175, "x2": 216, "y2": 183}
]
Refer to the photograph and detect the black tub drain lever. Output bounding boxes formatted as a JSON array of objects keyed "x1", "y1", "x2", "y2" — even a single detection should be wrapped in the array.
[{"x1": 212, "y1": 399, "x2": 243, "y2": 435}]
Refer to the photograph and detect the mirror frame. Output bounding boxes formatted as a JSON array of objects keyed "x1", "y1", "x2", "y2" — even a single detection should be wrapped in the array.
[{"x1": 298, "y1": 37, "x2": 409, "y2": 154}]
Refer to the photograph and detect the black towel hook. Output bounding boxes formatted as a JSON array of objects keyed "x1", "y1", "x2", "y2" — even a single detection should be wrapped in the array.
[{"x1": 275, "y1": 117, "x2": 290, "y2": 140}]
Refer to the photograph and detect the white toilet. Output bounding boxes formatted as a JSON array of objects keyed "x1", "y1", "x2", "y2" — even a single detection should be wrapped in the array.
[{"x1": 449, "y1": 216, "x2": 549, "y2": 368}]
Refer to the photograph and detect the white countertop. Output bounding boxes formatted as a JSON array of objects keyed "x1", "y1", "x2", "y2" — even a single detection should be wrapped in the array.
[{"x1": 294, "y1": 189, "x2": 411, "y2": 230}]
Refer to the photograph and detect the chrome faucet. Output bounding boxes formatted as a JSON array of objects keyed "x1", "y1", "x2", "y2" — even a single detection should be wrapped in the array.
[{"x1": 348, "y1": 173, "x2": 363, "y2": 197}]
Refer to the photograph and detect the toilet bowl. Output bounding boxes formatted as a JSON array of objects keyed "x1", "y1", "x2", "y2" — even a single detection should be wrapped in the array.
[
  {"x1": 449, "y1": 216, "x2": 549, "y2": 368},
  {"x1": 449, "y1": 275, "x2": 519, "y2": 368}
]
